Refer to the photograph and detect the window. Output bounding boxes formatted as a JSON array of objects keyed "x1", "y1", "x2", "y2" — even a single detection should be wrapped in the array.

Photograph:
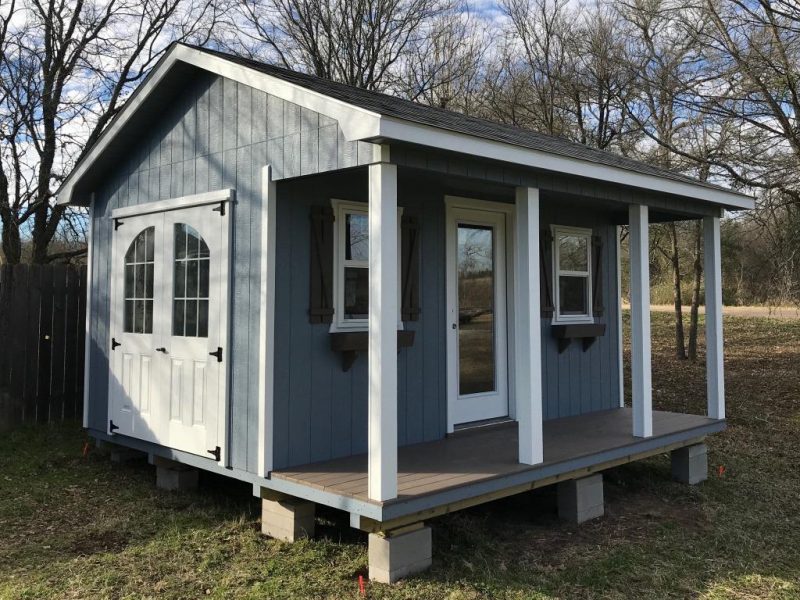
[
  {"x1": 124, "y1": 227, "x2": 155, "y2": 334},
  {"x1": 552, "y1": 226, "x2": 593, "y2": 323},
  {"x1": 331, "y1": 200, "x2": 402, "y2": 331},
  {"x1": 173, "y1": 223, "x2": 210, "y2": 338}
]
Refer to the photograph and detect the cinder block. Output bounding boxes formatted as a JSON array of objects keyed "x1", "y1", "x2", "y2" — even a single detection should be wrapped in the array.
[
  {"x1": 368, "y1": 524, "x2": 432, "y2": 584},
  {"x1": 156, "y1": 464, "x2": 199, "y2": 491},
  {"x1": 110, "y1": 447, "x2": 146, "y2": 463},
  {"x1": 261, "y1": 498, "x2": 315, "y2": 542},
  {"x1": 558, "y1": 474, "x2": 604, "y2": 524},
  {"x1": 671, "y1": 443, "x2": 708, "y2": 485}
]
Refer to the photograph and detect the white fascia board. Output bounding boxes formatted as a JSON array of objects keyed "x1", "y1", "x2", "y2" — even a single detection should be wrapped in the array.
[
  {"x1": 57, "y1": 45, "x2": 381, "y2": 206},
  {"x1": 377, "y1": 117, "x2": 754, "y2": 210}
]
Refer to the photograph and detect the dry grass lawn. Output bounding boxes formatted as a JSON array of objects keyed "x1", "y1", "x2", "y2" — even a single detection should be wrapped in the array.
[{"x1": 1, "y1": 312, "x2": 799, "y2": 599}]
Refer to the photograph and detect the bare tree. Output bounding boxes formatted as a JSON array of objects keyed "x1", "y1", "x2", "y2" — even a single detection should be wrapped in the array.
[
  {"x1": 0, "y1": 0, "x2": 222, "y2": 264},
  {"x1": 227, "y1": 0, "x2": 456, "y2": 95}
]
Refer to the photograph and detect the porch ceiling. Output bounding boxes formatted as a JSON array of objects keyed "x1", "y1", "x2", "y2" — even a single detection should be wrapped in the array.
[{"x1": 270, "y1": 408, "x2": 724, "y2": 522}]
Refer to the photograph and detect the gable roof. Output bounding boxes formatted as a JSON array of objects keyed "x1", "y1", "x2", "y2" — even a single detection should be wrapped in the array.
[{"x1": 58, "y1": 43, "x2": 753, "y2": 210}]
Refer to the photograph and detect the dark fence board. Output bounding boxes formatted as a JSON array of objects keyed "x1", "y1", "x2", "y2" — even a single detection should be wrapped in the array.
[{"x1": 0, "y1": 264, "x2": 86, "y2": 428}]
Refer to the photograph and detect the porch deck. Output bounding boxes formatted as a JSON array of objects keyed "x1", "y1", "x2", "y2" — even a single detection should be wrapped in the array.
[{"x1": 269, "y1": 408, "x2": 724, "y2": 524}]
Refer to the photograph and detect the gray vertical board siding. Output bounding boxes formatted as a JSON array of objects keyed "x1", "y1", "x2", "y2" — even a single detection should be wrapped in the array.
[
  {"x1": 86, "y1": 71, "x2": 376, "y2": 473},
  {"x1": 271, "y1": 171, "x2": 449, "y2": 470},
  {"x1": 538, "y1": 202, "x2": 621, "y2": 420}
]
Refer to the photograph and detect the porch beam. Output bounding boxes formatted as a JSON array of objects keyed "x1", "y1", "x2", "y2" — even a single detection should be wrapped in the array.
[
  {"x1": 515, "y1": 186, "x2": 543, "y2": 464},
  {"x1": 704, "y1": 216, "x2": 725, "y2": 419},
  {"x1": 629, "y1": 204, "x2": 653, "y2": 438},
  {"x1": 368, "y1": 157, "x2": 399, "y2": 501}
]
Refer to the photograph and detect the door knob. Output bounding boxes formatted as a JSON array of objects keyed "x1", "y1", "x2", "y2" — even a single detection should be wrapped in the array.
[{"x1": 156, "y1": 347, "x2": 167, "y2": 353}]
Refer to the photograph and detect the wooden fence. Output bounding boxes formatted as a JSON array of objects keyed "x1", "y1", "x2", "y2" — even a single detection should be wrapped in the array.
[{"x1": 0, "y1": 264, "x2": 87, "y2": 429}]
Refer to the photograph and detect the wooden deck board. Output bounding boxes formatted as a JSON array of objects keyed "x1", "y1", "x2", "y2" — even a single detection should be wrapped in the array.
[{"x1": 272, "y1": 408, "x2": 718, "y2": 506}]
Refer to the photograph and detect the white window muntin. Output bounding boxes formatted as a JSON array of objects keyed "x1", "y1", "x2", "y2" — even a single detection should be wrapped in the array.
[
  {"x1": 552, "y1": 225, "x2": 593, "y2": 324},
  {"x1": 330, "y1": 199, "x2": 403, "y2": 332}
]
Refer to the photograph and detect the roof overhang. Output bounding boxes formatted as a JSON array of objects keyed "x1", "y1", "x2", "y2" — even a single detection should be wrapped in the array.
[
  {"x1": 58, "y1": 44, "x2": 754, "y2": 212},
  {"x1": 376, "y1": 118, "x2": 754, "y2": 211}
]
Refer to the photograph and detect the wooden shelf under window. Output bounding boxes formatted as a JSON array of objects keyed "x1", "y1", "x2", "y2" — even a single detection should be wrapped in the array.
[
  {"x1": 330, "y1": 330, "x2": 416, "y2": 372},
  {"x1": 551, "y1": 323, "x2": 606, "y2": 353}
]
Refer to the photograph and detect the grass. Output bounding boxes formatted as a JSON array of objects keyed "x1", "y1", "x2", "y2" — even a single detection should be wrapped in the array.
[{"x1": 2, "y1": 312, "x2": 800, "y2": 599}]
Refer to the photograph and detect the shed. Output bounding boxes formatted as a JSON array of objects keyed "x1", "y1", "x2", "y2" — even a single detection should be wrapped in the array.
[{"x1": 58, "y1": 43, "x2": 753, "y2": 583}]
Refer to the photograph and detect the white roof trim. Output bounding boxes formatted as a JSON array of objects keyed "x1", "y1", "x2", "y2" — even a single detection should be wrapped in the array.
[
  {"x1": 58, "y1": 44, "x2": 753, "y2": 210},
  {"x1": 378, "y1": 117, "x2": 754, "y2": 210}
]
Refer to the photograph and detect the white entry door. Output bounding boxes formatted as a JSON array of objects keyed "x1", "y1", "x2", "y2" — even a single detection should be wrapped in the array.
[
  {"x1": 109, "y1": 202, "x2": 230, "y2": 461},
  {"x1": 446, "y1": 203, "x2": 510, "y2": 429}
]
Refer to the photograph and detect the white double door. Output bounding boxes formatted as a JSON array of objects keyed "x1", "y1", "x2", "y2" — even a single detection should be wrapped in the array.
[
  {"x1": 446, "y1": 203, "x2": 510, "y2": 429},
  {"x1": 108, "y1": 204, "x2": 229, "y2": 460}
]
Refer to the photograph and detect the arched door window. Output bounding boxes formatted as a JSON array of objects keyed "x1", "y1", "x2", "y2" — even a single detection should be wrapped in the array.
[
  {"x1": 124, "y1": 227, "x2": 155, "y2": 334},
  {"x1": 173, "y1": 223, "x2": 210, "y2": 337}
]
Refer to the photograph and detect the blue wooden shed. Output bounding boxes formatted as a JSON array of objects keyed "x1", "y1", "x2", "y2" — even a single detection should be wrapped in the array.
[{"x1": 57, "y1": 43, "x2": 753, "y2": 582}]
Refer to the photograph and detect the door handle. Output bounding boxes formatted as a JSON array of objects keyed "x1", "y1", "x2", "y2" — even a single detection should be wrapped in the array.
[{"x1": 156, "y1": 347, "x2": 167, "y2": 354}]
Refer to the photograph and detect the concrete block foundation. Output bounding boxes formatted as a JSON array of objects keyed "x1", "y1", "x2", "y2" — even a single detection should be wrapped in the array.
[
  {"x1": 110, "y1": 447, "x2": 146, "y2": 463},
  {"x1": 368, "y1": 524, "x2": 432, "y2": 584},
  {"x1": 558, "y1": 474, "x2": 605, "y2": 524},
  {"x1": 671, "y1": 443, "x2": 708, "y2": 485},
  {"x1": 261, "y1": 497, "x2": 316, "y2": 542},
  {"x1": 154, "y1": 457, "x2": 199, "y2": 492}
]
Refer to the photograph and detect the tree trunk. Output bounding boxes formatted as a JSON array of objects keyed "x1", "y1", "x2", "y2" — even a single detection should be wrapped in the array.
[
  {"x1": 669, "y1": 221, "x2": 687, "y2": 359},
  {"x1": 688, "y1": 220, "x2": 703, "y2": 361},
  {"x1": 0, "y1": 214, "x2": 21, "y2": 265},
  {"x1": 0, "y1": 172, "x2": 21, "y2": 264}
]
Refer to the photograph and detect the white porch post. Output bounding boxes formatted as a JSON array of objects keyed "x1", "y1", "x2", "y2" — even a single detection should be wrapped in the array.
[
  {"x1": 368, "y1": 157, "x2": 398, "y2": 501},
  {"x1": 515, "y1": 186, "x2": 543, "y2": 465},
  {"x1": 258, "y1": 165, "x2": 277, "y2": 477},
  {"x1": 704, "y1": 216, "x2": 725, "y2": 419},
  {"x1": 629, "y1": 204, "x2": 652, "y2": 438}
]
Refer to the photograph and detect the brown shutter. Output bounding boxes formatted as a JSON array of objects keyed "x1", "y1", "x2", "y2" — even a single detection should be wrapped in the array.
[
  {"x1": 401, "y1": 215, "x2": 421, "y2": 321},
  {"x1": 540, "y1": 228, "x2": 554, "y2": 317},
  {"x1": 592, "y1": 234, "x2": 604, "y2": 317},
  {"x1": 309, "y1": 206, "x2": 335, "y2": 324}
]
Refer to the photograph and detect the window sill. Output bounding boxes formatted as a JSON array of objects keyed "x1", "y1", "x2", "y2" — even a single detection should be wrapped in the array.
[
  {"x1": 551, "y1": 323, "x2": 606, "y2": 353},
  {"x1": 329, "y1": 330, "x2": 415, "y2": 372}
]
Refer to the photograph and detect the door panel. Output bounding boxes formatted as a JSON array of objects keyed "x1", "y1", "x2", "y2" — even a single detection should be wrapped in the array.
[
  {"x1": 446, "y1": 206, "x2": 509, "y2": 429},
  {"x1": 163, "y1": 205, "x2": 227, "y2": 458},
  {"x1": 109, "y1": 213, "x2": 164, "y2": 444},
  {"x1": 108, "y1": 202, "x2": 230, "y2": 460}
]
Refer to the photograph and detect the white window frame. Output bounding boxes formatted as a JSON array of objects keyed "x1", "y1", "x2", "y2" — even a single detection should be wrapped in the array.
[
  {"x1": 330, "y1": 199, "x2": 403, "y2": 332},
  {"x1": 552, "y1": 225, "x2": 594, "y2": 324}
]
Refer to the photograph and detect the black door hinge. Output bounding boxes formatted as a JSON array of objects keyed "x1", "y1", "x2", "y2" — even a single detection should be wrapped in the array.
[
  {"x1": 209, "y1": 347, "x2": 223, "y2": 362},
  {"x1": 207, "y1": 446, "x2": 221, "y2": 461},
  {"x1": 212, "y1": 202, "x2": 226, "y2": 216},
  {"x1": 111, "y1": 337, "x2": 121, "y2": 350},
  {"x1": 114, "y1": 218, "x2": 124, "y2": 231},
  {"x1": 109, "y1": 420, "x2": 119, "y2": 433}
]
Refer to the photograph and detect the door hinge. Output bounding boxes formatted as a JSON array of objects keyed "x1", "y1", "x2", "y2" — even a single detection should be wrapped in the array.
[
  {"x1": 208, "y1": 446, "x2": 221, "y2": 461},
  {"x1": 109, "y1": 420, "x2": 119, "y2": 433},
  {"x1": 114, "y1": 218, "x2": 124, "y2": 231},
  {"x1": 209, "y1": 347, "x2": 223, "y2": 362},
  {"x1": 111, "y1": 337, "x2": 121, "y2": 350},
  {"x1": 212, "y1": 202, "x2": 226, "y2": 216}
]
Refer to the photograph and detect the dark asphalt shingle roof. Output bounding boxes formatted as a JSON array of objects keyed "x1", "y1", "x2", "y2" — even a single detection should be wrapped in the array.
[{"x1": 189, "y1": 44, "x2": 739, "y2": 196}]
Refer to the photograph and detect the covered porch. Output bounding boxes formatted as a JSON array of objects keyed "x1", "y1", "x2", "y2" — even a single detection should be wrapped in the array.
[{"x1": 331, "y1": 153, "x2": 727, "y2": 503}]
